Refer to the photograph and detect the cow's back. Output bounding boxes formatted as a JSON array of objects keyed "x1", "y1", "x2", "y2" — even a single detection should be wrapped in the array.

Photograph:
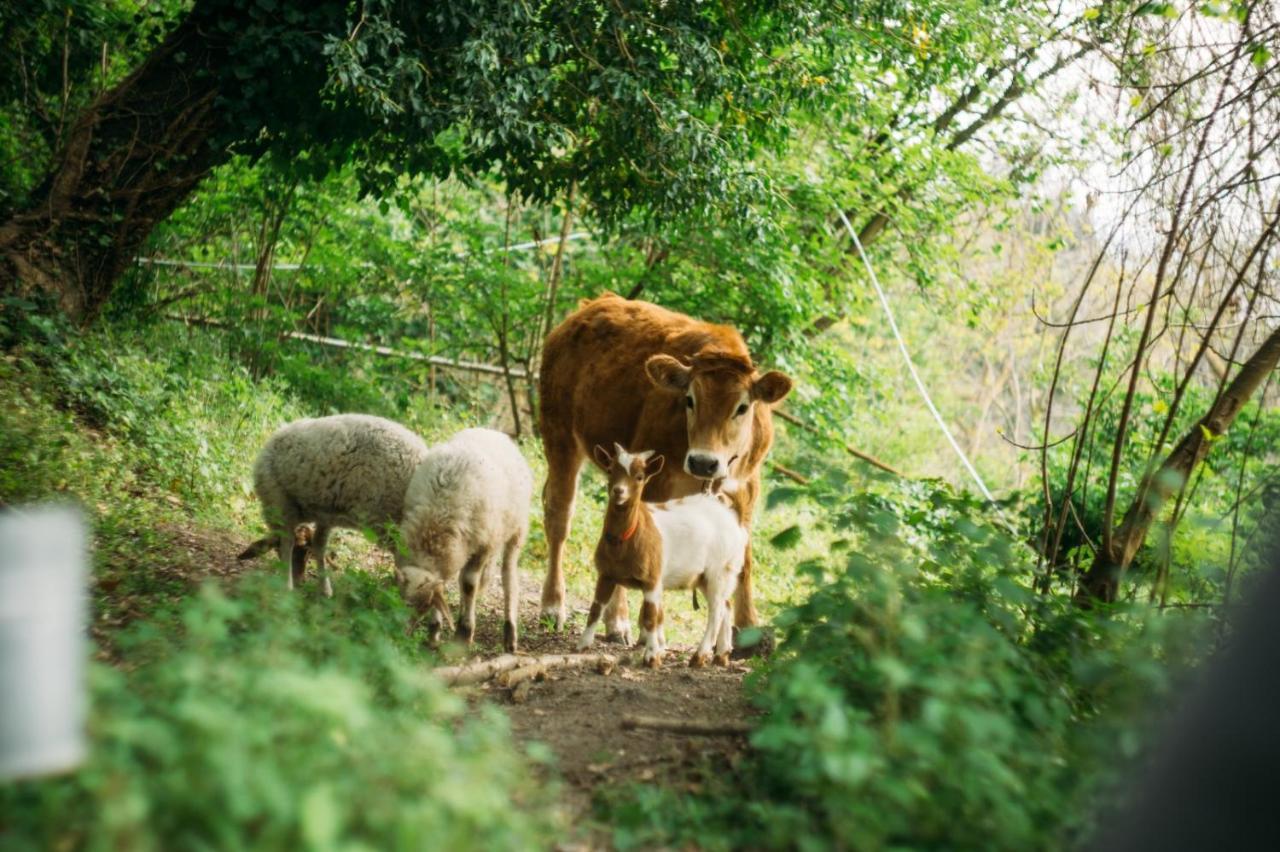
[{"x1": 539, "y1": 294, "x2": 756, "y2": 493}]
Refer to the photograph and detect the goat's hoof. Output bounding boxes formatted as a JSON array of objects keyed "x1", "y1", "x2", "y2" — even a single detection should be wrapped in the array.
[
  {"x1": 689, "y1": 652, "x2": 711, "y2": 669},
  {"x1": 713, "y1": 652, "x2": 731, "y2": 667},
  {"x1": 456, "y1": 623, "x2": 473, "y2": 644}
]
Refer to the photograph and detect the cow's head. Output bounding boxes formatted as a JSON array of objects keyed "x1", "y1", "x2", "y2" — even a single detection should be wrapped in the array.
[{"x1": 645, "y1": 349, "x2": 792, "y2": 480}]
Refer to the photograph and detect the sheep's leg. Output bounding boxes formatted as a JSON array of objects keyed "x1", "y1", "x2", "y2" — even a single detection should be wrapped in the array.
[
  {"x1": 578, "y1": 575, "x2": 617, "y2": 650},
  {"x1": 272, "y1": 506, "x2": 301, "y2": 592},
  {"x1": 541, "y1": 445, "x2": 584, "y2": 631},
  {"x1": 640, "y1": 586, "x2": 663, "y2": 668},
  {"x1": 500, "y1": 536, "x2": 522, "y2": 653},
  {"x1": 457, "y1": 550, "x2": 490, "y2": 645},
  {"x1": 311, "y1": 524, "x2": 332, "y2": 598}
]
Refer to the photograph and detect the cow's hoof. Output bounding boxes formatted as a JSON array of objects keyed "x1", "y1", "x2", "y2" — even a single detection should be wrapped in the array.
[
  {"x1": 540, "y1": 604, "x2": 565, "y2": 632},
  {"x1": 643, "y1": 651, "x2": 663, "y2": 669},
  {"x1": 605, "y1": 622, "x2": 632, "y2": 647},
  {"x1": 713, "y1": 652, "x2": 731, "y2": 667},
  {"x1": 689, "y1": 652, "x2": 711, "y2": 668}
]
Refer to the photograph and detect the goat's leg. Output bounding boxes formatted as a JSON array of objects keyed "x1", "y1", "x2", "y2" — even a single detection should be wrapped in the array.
[
  {"x1": 500, "y1": 535, "x2": 522, "y2": 653},
  {"x1": 578, "y1": 575, "x2": 617, "y2": 650},
  {"x1": 691, "y1": 578, "x2": 722, "y2": 668},
  {"x1": 457, "y1": 550, "x2": 490, "y2": 645},
  {"x1": 715, "y1": 599, "x2": 734, "y2": 666},
  {"x1": 311, "y1": 524, "x2": 332, "y2": 598},
  {"x1": 541, "y1": 444, "x2": 584, "y2": 631},
  {"x1": 640, "y1": 586, "x2": 663, "y2": 668}
]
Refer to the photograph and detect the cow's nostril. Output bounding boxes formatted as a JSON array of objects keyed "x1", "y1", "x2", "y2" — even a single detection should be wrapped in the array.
[{"x1": 688, "y1": 455, "x2": 718, "y2": 478}]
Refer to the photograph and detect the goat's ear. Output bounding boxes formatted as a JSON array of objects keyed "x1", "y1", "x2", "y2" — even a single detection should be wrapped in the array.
[
  {"x1": 593, "y1": 443, "x2": 614, "y2": 470},
  {"x1": 752, "y1": 370, "x2": 793, "y2": 404},
  {"x1": 644, "y1": 454, "x2": 666, "y2": 479},
  {"x1": 645, "y1": 354, "x2": 692, "y2": 392}
]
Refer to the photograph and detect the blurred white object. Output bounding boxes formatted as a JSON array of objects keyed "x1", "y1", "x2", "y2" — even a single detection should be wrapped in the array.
[{"x1": 0, "y1": 506, "x2": 88, "y2": 779}]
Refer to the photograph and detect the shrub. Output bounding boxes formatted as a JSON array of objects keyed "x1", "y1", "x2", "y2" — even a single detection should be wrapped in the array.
[
  {"x1": 0, "y1": 573, "x2": 556, "y2": 850},
  {"x1": 604, "y1": 478, "x2": 1203, "y2": 851}
]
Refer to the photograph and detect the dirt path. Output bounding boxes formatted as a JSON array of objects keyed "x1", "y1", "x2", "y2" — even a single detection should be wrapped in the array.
[
  {"x1": 138, "y1": 524, "x2": 757, "y2": 843},
  {"x1": 458, "y1": 571, "x2": 757, "y2": 834}
]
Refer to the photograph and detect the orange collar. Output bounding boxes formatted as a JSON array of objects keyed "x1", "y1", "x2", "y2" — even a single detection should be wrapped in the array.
[{"x1": 619, "y1": 517, "x2": 639, "y2": 542}]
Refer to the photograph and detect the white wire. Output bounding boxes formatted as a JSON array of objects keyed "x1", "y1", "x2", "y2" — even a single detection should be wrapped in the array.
[{"x1": 834, "y1": 206, "x2": 997, "y2": 504}]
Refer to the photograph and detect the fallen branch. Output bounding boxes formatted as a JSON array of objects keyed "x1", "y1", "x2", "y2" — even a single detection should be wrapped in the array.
[
  {"x1": 434, "y1": 652, "x2": 618, "y2": 686},
  {"x1": 768, "y1": 461, "x2": 811, "y2": 485},
  {"x1": 495, "y1": 663, "x2": 547, "y2": 688},
  {"x1": 774, "y1": 409, "x2": 905, "y2": 478},
  {"x1": 620, "y1": 715, "x2": 753, "y2": 736},
  {"x1": 165, "y1": 313, "x2": 528, "y2": 378}
]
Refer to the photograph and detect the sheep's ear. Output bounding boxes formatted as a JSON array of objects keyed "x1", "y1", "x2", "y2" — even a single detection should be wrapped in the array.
[
  {"x1": 752, "y1": 370, "x2": 793, "y2": 404},
  {"x1": 644, "y1": 454, "x2": 665, "y2": 479},
  {"x1": 593, "y1": 444, "x2": 613, "y2": 469},
  {"x1": 646, "y1": 354, "x2": 692, "y2": 392}
]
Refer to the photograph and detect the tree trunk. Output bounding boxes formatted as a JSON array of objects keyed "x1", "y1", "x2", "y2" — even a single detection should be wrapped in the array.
[
  {"x1": 0, "y1": 11, "x2": 231, "y2": 322},
  {"x1": 1079, "y1": 325, "x2": 1280, "y2": 603}
]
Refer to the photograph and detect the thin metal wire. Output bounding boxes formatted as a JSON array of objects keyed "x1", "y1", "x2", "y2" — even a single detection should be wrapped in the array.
[{"x1": 834, "y1": 206, "x2": 998, "y2": 504}]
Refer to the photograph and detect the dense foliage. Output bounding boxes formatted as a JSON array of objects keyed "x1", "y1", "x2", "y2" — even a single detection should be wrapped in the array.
[{"x1": 3, "y1": 0, "x2": 1279, "y2": 848}]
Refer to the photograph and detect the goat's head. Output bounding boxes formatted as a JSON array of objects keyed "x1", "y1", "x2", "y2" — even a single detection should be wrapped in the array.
[
  {"x1": 645, "y1": 348, "x2": 792, "y2": 481},
  {"x1": 593, "y1": 442, "x2": 665, "y2": 507}
]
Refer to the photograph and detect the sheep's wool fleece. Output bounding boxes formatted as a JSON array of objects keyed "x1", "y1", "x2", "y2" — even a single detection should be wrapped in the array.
[
  {"x1": 253, "y1": 414, "x2": 430, "y2": 531},
  {"x1": 401, "y1": 428, "x2": 533, "y2": 566}
]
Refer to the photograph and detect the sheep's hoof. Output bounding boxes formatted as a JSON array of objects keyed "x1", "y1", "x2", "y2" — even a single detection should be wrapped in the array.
[
  {"x1": 503, "y1": 621, "x2": 517, "y2": 653},
  {"x1": 713, "y1": 652, "x2": 731, "y2": 667},
  {"x1": 689, "y1": 652, "x2": 711, "y2": 669}
]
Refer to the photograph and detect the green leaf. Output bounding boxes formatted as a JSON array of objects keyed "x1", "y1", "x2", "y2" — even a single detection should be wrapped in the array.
[{"x1": 769, "y1": 525, "x2": 803, "y2": 549}]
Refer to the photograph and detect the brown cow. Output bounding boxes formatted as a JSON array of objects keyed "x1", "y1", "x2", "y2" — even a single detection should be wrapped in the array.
[{"x1": 538, "y1": 293, "x2": 792, "y2": 637}]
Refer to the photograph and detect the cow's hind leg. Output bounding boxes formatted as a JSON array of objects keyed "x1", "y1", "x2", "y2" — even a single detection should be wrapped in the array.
[
  {"x1": 603, "y1": 585, "x2": 632, "y2": 645},
  {"x1": 541, "y1": 442, "x2": 584, "y2": 631}
]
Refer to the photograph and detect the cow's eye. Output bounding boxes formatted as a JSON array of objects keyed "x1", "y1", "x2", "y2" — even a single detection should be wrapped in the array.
[
  {"x1": 735, "y1": 403, "x2": 749, "y2": 417},
  {"x1": 685, "y1": 395, "x2": 694, "y2": 410}
]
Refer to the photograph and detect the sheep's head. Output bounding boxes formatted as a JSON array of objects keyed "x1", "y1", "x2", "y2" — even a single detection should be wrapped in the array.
[
  {"x1": 593, "y1": 443, "x2": 665, "y2": 507},
  {"x1": 395, "y1": 564, "x2": 451, "y2": 638}
]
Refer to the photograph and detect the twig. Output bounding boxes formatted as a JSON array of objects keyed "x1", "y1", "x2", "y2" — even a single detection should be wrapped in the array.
[
  {"x1": 620, "y1": 715, "x2": 753, "y2": 736},
  {"x1": 773, "y1": 409, "x2": 904, "y2": 477}
]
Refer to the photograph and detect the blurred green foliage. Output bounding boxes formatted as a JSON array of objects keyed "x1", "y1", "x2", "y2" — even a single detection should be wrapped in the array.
[{"x1": 605, "y1": 475, "x2": 1205, "y2": 850}]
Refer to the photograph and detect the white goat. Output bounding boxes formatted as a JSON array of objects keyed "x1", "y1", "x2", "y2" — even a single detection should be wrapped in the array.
[
  {"x1": 239, "y1": 414, "x2": 429, "y2": 596},
  {"x1": 580, "y1": 444, "x2": 747, "y2": 667},
  {"x1": 397, "y1": 428, "x2": 533, "y2": 652}
]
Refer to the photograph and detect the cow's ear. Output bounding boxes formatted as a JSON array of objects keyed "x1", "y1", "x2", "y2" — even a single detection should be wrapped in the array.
[
  {"x1": 752, "y1": 371, "x2": 793, "y2": 404},
  {"x1": 645, "y1": 354, "x2": 692, "y2": 392},
  {"x1": 593, "y1": 444, "x2": 614, "y2": 469},
  {"x1": 644, "y1": 454, "x2": 665, "y2": 479}
]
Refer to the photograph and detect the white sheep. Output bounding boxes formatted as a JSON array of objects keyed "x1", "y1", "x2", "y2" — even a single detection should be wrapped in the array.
[
  {"x1": 396, "y1": 428, "x2": 533, "y2": 652},
  {"x1": 239, "y1": 414, "x2": 430, "y2": 597}
]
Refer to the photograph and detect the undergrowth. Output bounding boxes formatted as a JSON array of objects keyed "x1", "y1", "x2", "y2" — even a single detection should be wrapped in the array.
[{"x1": 600, "y1": 475, "x2": 1208, "y2": 851}]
